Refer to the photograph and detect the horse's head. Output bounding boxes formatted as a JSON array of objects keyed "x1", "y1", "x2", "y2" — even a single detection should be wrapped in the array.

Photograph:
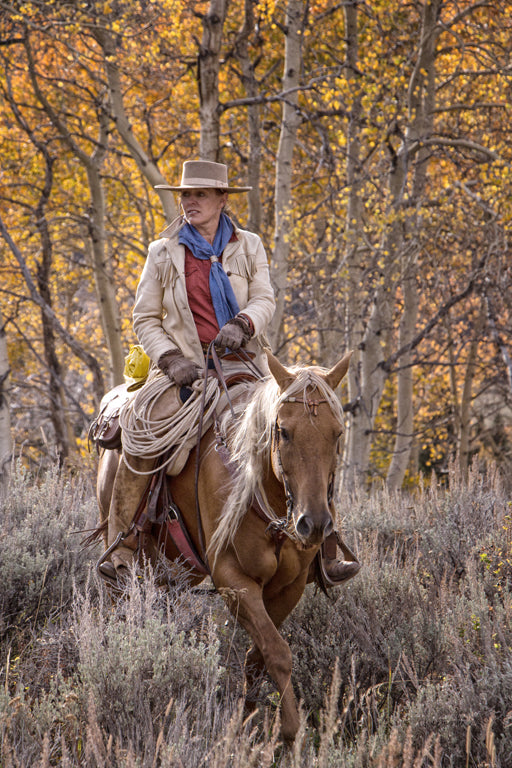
[{"x1": 266, "y1": 349, "x2": 352, "y2": 549}]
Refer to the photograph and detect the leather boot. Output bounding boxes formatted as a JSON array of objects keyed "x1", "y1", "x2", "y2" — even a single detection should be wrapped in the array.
[
  {"x1": 322, "y1": 531, "x2": 361, "y2": 584},
  {"x1": 97, "y1": 529, "x2": 139, "y2": 586},
  {"x1": 99, "y1": 454, "x2": 153, "y2": 584}
]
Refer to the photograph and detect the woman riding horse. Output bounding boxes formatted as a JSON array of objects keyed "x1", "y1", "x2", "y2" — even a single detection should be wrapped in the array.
[{"x1": 99, "y1": 159, "x2": 359, "y2": 586}]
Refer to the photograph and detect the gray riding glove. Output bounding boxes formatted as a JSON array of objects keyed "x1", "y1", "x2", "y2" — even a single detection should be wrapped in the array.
[
  {"x1": 157, "y1": 350, "x2": 201, "y2": 387},
  {"x1": 214, "y1": 315, "x2": 253, "y2": 351}
]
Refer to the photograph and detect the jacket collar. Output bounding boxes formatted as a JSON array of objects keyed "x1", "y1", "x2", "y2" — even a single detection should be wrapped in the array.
[
  {"x1": 158, "y1": 214, "x2": 186, "y2": 240},
  {"x1": 159, "y1": 214, "x2": 242, "y2": 242},
  {"x1": 159, "y1": 217, "x2": 241, "y2": 267}
]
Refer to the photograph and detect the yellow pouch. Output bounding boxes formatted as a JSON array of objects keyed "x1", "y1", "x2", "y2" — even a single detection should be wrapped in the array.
[{"x1": 123, "y1": 344, "x2": 151, "y2": 389}]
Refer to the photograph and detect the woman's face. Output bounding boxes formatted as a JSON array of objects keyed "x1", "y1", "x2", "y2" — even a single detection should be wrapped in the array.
[{"x1": 180, "y1": 188, "x2": 228, "y2": 236}]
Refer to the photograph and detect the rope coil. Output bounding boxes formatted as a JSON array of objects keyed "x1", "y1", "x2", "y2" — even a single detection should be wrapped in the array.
[{"x1": 119, "y1": 373, "x2": 221, "y2": 475}]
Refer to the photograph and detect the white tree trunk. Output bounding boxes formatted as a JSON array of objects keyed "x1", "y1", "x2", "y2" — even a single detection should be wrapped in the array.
[
  {"x1": 268, "y1": 0, "x2": 305, "y2": 350},
  {"x1": 386, "y1": 0, "x2": 440, "y2": 489},
  {"x1": 85, "y1": 138, "x2": 126, "y2": 385},
  {"x1": 386, "y1": 267, "x2": 419, "y2": 491},
  {"x1": 340, "y1": 0, "x2": 365, "y2": 487},
  {"x1": 234, "y1": 0, "x2": 263, "y2": 233}
]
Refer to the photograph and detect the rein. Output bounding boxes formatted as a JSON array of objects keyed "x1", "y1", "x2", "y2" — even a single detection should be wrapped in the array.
[{"x1": 194, "y1": 342, "x2": 265, "y2": 573}]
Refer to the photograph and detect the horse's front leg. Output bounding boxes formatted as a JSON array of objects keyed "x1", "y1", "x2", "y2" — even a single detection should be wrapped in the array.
[
  {"x1": 215, "y1": 562, "x2": 305, "y2": 743},
  {"x1": 244, "y1": 644, "x2": 266, "y2": 715},
  {"x1": 243, "y1": 574, "x2": 309, "y2": 721}
]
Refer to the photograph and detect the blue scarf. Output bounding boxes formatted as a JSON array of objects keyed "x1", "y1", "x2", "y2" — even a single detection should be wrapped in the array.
[{"x1": 179, "y1": 212, "x2": 240, "y2": 328}]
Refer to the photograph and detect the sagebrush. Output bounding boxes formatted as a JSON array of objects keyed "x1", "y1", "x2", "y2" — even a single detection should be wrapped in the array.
[{"x1": 1, "y1": 461, "x2": 511, "y2": 766}]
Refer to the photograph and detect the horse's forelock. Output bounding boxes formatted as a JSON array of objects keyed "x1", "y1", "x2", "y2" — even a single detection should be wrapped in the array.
[{"x1": 278, "y1": 367, "x2": 345, "y2": 422}]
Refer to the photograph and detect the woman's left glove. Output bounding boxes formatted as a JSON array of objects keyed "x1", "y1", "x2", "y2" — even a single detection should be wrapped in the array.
[
  {"x1": 157, "y1": 350, "x2": 202, "y2": 386},
  {"x1": 214, "y1": 314, "x2": 254, "y2": 351}
]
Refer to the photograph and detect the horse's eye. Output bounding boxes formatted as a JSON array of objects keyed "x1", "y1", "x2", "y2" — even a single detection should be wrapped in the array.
[{"x1": 279, "y1": 426, "x2": 290, "y2": 442}]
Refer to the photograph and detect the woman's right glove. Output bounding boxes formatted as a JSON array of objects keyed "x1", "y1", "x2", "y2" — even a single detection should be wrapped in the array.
[
  {"x1": 157, "y1": 350, "x2": 201, "y2": 387},
  {"x1": 214, "y1": 314, "x2": 254, "y2": 351}
]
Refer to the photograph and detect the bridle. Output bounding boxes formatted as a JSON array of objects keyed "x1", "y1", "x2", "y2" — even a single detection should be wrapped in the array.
[
  {"x1": 271, "y1": 394, "x2": 339, "y2": 532},
  {"x1": 279, "y1": 395, "x2": 328, "y2": 417}
]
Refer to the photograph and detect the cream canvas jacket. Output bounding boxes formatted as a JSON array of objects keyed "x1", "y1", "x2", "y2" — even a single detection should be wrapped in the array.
[{"x1": 132, "y1": 221, "x2": 276, "y2": 370}]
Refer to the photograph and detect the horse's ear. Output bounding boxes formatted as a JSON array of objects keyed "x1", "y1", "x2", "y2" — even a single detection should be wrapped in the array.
[
  {"x1": 265, "y1": 348, "x2": 295, "y2": 391},
  {"x1": 324, "y1": 351, "x2": 353, "y2": 390}
]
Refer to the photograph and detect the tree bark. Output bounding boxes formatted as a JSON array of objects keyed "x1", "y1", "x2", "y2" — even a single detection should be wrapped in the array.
[
  {"x1": 340, "y1": 0, "x2": 365, "y2": 486},
  {"x1": 269, "y1": 0, "x2": 305, "y2": 350},
  {"x1": 0, "y1": 308, "x2": 12, "y2": 490},
  {"x1": 198, "y1": 0, "x2": 228, "y2": 160},
  {"x1": 233, "y1": 0, "x2": 263, "y2": 233},
  {"x1": 34, "y1": 156, "x2": 71, "y2": 462},
  {"x1": 386, "y1": 268, "x2": 419, "y2": 490},
  {"x1": 386, "y1": 0, "x2": 441, "y2": 489}
]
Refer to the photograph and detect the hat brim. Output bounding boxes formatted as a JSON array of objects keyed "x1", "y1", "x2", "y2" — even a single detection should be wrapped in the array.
[{"x1": 155, "y1": 184, "x2": 252, "y2": 193}]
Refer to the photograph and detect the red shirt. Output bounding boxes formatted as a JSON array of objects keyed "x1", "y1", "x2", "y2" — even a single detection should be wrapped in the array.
[
  {"x1": 184, "y1": 247, "x2": 219, "y2": 343},
  {"x1": 184, "y1": 231, "x2": 239, "y2": 344}
]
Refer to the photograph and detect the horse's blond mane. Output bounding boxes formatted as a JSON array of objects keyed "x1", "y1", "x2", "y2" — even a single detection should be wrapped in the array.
[{"x1": 208, "y1": 365, "x2": 345, "y2": 561}]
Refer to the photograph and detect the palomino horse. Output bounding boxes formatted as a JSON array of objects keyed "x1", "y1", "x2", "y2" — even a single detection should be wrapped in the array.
[{"x1": 96, "y1": 349, "x2": 352, "y2": 743}]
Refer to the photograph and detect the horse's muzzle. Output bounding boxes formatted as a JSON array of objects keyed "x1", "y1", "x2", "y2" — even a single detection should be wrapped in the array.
[{"x1": 294, "y1": 512, "x2": 333, "y2": 546}]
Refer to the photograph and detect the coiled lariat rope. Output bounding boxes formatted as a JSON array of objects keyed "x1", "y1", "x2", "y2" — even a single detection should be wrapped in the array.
[{"x1": 119, "y1": 372, "x2": 221, "y2": 475}]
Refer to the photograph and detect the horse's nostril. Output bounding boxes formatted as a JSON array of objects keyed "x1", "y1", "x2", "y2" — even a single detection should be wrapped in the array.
[
  {"x1": 324, "y1": 518, "x2": 334, "y2": 538},
  {"x1": 295, "y1": 514, "x2": 313, "y2": 539}
]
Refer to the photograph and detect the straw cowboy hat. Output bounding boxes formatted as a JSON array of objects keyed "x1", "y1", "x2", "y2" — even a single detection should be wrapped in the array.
[{"x1": 155, "y1": 160, "x2": 252, "y2": 193}]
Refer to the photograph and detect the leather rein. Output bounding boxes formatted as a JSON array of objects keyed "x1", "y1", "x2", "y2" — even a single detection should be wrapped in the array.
[{"x1": 193, "y1": 342, "x2": 265, "y2": 574}]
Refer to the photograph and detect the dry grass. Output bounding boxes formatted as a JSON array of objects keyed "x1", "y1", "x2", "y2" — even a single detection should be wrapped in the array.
[{"x1": 1, "y1": 461, "x2": 511, "y2": 766}]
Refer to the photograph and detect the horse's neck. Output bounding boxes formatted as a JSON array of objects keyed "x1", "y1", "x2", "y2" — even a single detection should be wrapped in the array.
[{"x1": 261, "y1": 459, "x2": 287, "y2": 514}]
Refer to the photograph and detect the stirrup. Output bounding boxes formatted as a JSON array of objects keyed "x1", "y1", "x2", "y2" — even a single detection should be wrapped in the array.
[{"x1": 95, "y1": 531, "x2": 126, "y2": 585}]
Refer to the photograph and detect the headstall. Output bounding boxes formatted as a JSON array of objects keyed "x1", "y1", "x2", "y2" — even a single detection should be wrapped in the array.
[
  {"x1": 281, "y1": 395, "x2": 328, "y2": 417},
  {"x1": 272, "y1": 394, "x2": 336, "y2": 529}
]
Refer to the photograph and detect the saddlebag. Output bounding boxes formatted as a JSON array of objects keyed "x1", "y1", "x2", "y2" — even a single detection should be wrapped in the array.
[{"x1": 89, "y1": 383, "x2": 134, "y2": 451}]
